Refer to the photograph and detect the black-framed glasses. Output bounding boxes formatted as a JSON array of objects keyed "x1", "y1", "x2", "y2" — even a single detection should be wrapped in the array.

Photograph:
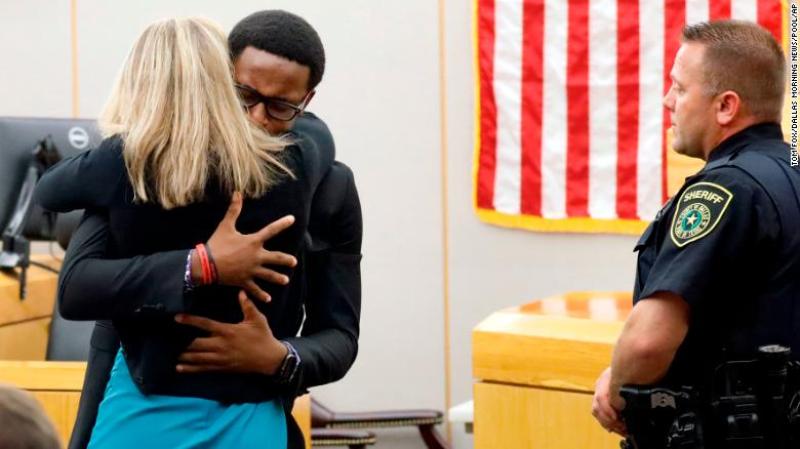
[{"x1": 235, "y1": 83, "x2": 308, "y2": 121}]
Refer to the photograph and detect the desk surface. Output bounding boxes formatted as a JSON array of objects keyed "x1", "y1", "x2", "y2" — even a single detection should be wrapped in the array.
[{"x1": 473, "y1": 291, "x2": 631, "y2": 392}]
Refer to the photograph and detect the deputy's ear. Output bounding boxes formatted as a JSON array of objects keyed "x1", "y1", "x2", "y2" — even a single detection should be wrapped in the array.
[{"x1": 715, "y1": 90, "x2": 740, "y2": 126}]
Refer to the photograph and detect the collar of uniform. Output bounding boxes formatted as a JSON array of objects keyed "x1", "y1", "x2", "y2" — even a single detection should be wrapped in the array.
[{"x1": 705, "y1": 122, "x2": 783, "y2": 165}]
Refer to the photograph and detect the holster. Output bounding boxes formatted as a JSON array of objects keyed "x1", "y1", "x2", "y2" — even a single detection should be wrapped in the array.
[
  {"x1": 620, "y1": 345, "x2": 800, "y2": 449},
  {"x1": 619, "y1": 386, "x2": 703, "y2": 449}
]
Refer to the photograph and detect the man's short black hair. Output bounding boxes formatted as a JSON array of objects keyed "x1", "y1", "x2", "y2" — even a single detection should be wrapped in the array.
[{"x1": 229, "y1": 10, "x2": 326, "y2": 89}]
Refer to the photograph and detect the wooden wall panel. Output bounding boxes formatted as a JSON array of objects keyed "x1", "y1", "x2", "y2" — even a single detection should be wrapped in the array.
[
  {"x1": 0, "y1": 317, "x2": 51, "y2": 360},
  {"x1": 0, "y1": 259, "x2": 59, "y2": 321},
  {"x1": 0, "y1": 256, "x2": 60, "y2": 360},
  {"x1": 473, "y1": 293, "x2": 632, "y2": 449},
  {"x1": 30, "y1": 391, "x2": 82, "y2": 447},
  {"x1": 474, "y1": 382, "x2": 621, "y2": 449}
]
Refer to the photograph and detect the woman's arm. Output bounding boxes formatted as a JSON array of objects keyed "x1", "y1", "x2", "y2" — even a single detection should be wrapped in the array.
[
  {"x1": 58, "y1": 203, "x2": 298, "y2": 321},
  {"x1": 34, "y1": 137, "x2": 125, "y2": 212},
  {"x1": 58, "y1": 209, "x2": 190, "y2": 321}
]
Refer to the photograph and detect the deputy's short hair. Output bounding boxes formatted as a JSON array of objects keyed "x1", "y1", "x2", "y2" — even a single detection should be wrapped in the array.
[
  {"x1": 0, "y1": 383, "x2": 61, "y2": 449},
  {"x1": 229, "y1": 10, "x2": 326, "y2": 89},
  {"x1": 683, "y1": 20, "x2": 785, "y2": 122}
]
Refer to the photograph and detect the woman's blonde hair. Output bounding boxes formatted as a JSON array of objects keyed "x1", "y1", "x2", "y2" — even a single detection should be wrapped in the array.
[{"x1": 99, "y1": 17, "x2": 291, "y2": 209}]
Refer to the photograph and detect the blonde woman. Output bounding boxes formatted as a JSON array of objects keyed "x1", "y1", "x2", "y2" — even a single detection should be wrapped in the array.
[{"x1": 35, "y1": 17, "x2": 330, "y2": 449}]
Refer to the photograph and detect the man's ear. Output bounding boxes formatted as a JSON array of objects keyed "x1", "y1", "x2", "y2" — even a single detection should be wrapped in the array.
[{"x1": 716, "y1": 90, "x2": 741, "y2": 126}]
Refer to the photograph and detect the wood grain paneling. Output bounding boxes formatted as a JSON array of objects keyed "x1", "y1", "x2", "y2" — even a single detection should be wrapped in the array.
[
  {"x1": 0, "y1": 318, "x2": 52, "y2": 360},
  {"x1": 473, "y1": 292, "x2": 632, "y2": 449},
  {"x1": 474, "y1": 382, "x2": 621, "y2": 449},
  {"x1": 473, "y1": 292, "x2": 626, "y2": 392},
  {"x1": 0, "y1": 256, "x2": 60, "y2": 326}
]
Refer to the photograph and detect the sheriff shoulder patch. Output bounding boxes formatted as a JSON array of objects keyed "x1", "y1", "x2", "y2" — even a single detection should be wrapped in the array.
[{"x1": 670, "y1": 181, "x2": 733, "y2": 248}]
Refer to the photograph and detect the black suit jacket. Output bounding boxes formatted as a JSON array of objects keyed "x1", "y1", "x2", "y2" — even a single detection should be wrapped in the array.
[{"x1": 36, "y1": 114, "x2": 362, "y2": 449}]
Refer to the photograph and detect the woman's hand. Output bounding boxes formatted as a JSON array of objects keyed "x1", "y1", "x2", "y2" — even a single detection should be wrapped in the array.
[
  {"x1": 196, "y1": 192, "x2": 297, "y2": 302},
  {"x1": 175, "y1": 291, "x2": 288, "y2": 375}
]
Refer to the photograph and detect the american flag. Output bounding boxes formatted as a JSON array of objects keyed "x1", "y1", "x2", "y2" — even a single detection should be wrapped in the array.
[{"x1": 474, "y1": 0, "x2": 784, "y2": 234}]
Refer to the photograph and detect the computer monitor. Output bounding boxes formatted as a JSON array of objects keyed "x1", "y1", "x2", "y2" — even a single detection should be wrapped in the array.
[{"x1": 0, "y1": 117, "x2": 102, "y2": 237}]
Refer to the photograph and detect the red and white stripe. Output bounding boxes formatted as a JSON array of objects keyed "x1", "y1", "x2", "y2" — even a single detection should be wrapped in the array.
[
  {"x1": 541, "y1": 0, "x2": 567, "y2": 218},
  {"x1": 476, "y1": 0, "x2": 783, "y2": 225}
]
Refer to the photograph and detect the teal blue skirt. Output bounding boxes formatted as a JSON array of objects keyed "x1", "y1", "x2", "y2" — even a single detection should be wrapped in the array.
[{"x1": 87, "y1": 350, "x2": 287, "y2": 449}]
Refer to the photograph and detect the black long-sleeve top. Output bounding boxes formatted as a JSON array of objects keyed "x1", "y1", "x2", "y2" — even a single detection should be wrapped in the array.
[
  {"x1": 34, "y1": 122, "x2": 342, "y2": 402},
  {"x1": 39, "y1": 115, "x2": 363, "y2": 449}
]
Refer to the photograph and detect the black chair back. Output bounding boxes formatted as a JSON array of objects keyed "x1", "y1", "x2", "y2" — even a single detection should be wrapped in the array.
[{"x1": 46, "y1": 303, "x2": 92, "y2": 361}]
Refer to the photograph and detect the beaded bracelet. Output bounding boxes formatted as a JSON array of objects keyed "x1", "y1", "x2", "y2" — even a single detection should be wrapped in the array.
[{"x1": 183, "y1": 249, "x2": 195, "y2": 292}]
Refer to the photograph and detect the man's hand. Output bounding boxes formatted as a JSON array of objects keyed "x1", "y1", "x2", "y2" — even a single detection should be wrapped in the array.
[
  {"x1": 199, "y1": 192, "x2": 298, "y2": 302},
  {"x1": 175, "y1": 291, "x2": 288, "y2": 375},
  {"x1": 609, "y1": 292, "x2": 689, "y2": 410},
  {"x1": 592, "y1": 367, "x2": 627, "y2": 436}
]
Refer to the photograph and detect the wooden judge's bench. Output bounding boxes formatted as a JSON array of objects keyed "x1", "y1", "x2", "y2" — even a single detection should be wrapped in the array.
[
  {"x1": 0, "y1": 257, "x2": 310, "y2": 448},
  {"x1": 473, "y1": 291, "x2": 632, "y2": 449}
]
